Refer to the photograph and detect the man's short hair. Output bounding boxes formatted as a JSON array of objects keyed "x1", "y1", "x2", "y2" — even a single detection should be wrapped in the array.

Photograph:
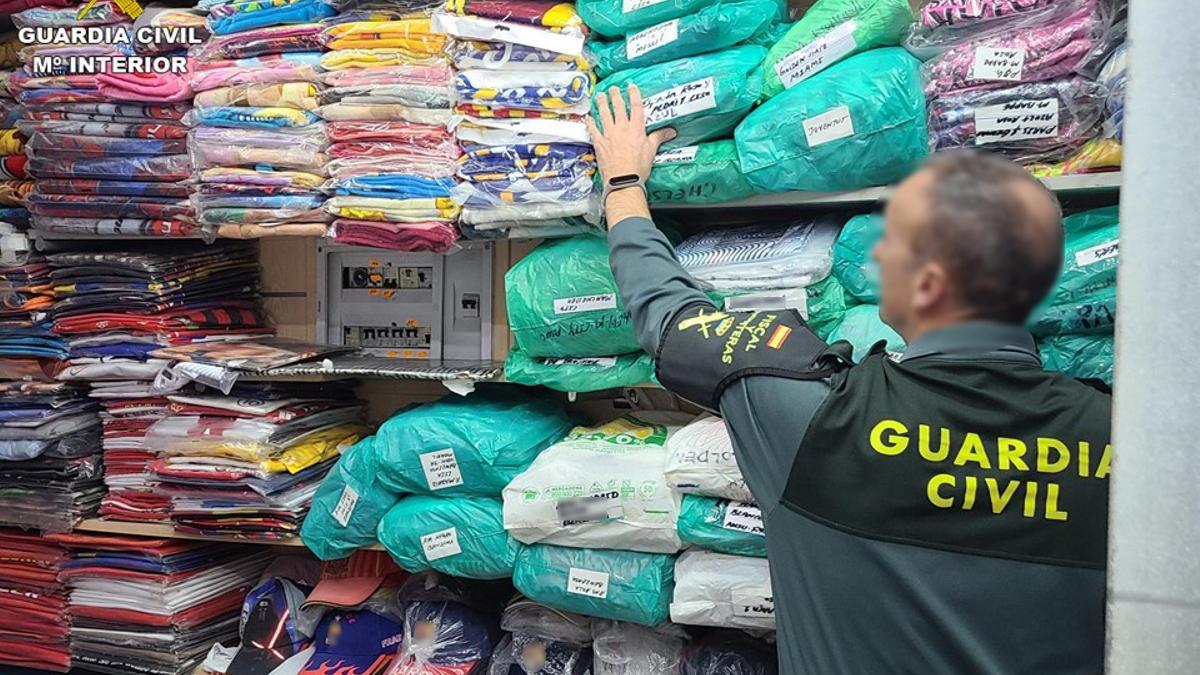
[{"x1": 916, "y1": 151, "x2": 1064, "y2": 324}]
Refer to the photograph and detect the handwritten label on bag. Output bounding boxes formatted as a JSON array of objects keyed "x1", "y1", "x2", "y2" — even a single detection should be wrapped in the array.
[
  {"x1": 644, "y1": 77, "x2": 717, "y2": 125},
  {"x1": 622, "y1": 0, "x2": 666, "y2": 13},
  {"x1": 721, "y1": 502, "x2": 765, "y2": 536},
  {"x1": 774, "y1": 20, "x2": 857, "y2": 89},
  {"x1": 971, "y1": 47, "x2": 1025, "y2": 81},
  {"x1": 653, "y1": 145, "x2": 699, "y2": 165},
  {"x1": 553, "y1": 293, "x2": 617, "y2": 315},
  {"x1": 567, "y1": 567, "x2": 610, "y2": 599},
  {"x1": 332, "y1": 485, "x2": 358, "y2": 527},
  {"x1": 420, "y1": 449, "x2": 464, "y2": 490},
  {"x1": 542, "y1": 356, "x2": 619, "y2": 368},
  {"x1": 803, "y1": 105, "x2": 855, "y2": 147},
  {"x1": 732, "y1": 591, "x2": 775, "y2": 618},
  {"x1": 557, "y1": 491, "x2": 624, "y2": 525},
  {"x1": 1074, "y1": 239, "x2": 1119, "y2": 267},
  {"x1": 420, "y1": 527, "x2": 462, "y2": 561},
  {"x1": 974, "y1": 99, "x2": 1060, "y2": 145},
  {"x1": 627, "y1": 19, "x2": 679, "y2": 59}
]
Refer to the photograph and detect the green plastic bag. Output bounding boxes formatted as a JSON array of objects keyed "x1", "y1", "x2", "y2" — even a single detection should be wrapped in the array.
[
  {"x1": 301, "y1": 436, "x2": 402, "y2": 560},
  {"x1": 805, "y1": 274, "x2": 850, "y2": 341},
  {"x1": 591, "y1": 0, "x2": 780, "y2": 77},
  {"x1": 735, "y1": 47, "x2": 927, "y2": 193},
  {"x1": 595, "y1": 46, "x2": 767, "y2": 149},
  {"x1": 375, "y1": 386, "x2": 572, "y2": 497},
  {"x1": 504, "y1": 347, "x2": 656, "y2": 392},
  {"x1": 677, "y1": 495, "x2": 768, "y2": 558},
  {"x1": 645, "y1": 139, "x2": 757, "y2": 205},
  {"x1": 745, "y1": 20, "x2": 793, "y2": 47},
  {"x1": 1062, "y1": 204, "x2": 1119, "y2": 237},
  {"x1": 577, "y1": 0, "x2": 716, "y2": 38},
  {"x1": 761, "y1": 0, "x2": 914, "y2": 99},
  {"x1": 1028, "y1": 287, "x2": 1116, "y2": 338},
  {"x1": 828, "y1": 303, "x2": 904, "y2": 361},
  {"x1": 513, "y1": 544, "x2": 675, "y2": 626},
  {"x1": 1044, "y1": 213, "x2": 1119, "y2": 308},
  {"x1": 832, "y1": 213, "x2": 883, "y2": 303},
  {"x1": 377, "y1": 495, "x2": 521, "y2": 580},
  {"x1": 1039, "y1": 334, "x2": 1113, "y2": 384},
  {"x1": 506, "y1": 235, "x2": 641, "y2": 358}
]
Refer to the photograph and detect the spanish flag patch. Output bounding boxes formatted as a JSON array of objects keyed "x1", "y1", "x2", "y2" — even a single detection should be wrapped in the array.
[{"x1": 767, "y1": 324, "x2": 792, "y2": 350}]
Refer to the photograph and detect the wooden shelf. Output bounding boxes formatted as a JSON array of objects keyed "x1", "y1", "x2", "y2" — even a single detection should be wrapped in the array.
[{"x1": 73, "y1": 518, "x2": 384, "y2": 550}]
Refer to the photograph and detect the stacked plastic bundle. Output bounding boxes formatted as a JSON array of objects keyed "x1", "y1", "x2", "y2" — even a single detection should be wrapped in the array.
[
  {"x1": 0, "y1": 530, "x2": 73, "y2": 672},
  {"x1": 488, "y1": 599, "x2": 594, "y2": 675},
  {"x1": 187, "y1": 0, "x2": 334, "y2": 238},
  {"x1": 0, "y1": 58, "x2": 27, "y2": 208},
  {"x1": 590, "y1": 620, "x2": 685, "y2": 674},
  {"x1": 915, "y1": 0, "x2": 1113, "y2": 165},
  {"x1": 318, "y1": 5, "x2": 464, "y2": 251},
  {"x1": 55, "y1": 532, "x2": 271, "y2": 675},
  {"x1": 503, "y1": 234, "x2": 655, "y2": 391},
  {"x1": 436, "y1": 0, "x2": 601, "y2": 239},
  {"x1": 142, "y1": 380, "x2": 368, "y2": 540}
]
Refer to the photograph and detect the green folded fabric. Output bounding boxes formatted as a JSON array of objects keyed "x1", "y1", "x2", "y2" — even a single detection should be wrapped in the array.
[{"x1": 377, "y1": 495, "x2": 521, "y2": 580}]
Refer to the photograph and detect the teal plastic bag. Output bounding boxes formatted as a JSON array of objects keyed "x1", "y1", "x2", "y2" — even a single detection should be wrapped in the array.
[
  {"x1": 805, "y1": 274, "x2": 850, "y2": 341},
  {"x1": 645, "y1": 139, "x2": 757, "y2": 205},
  {"x1": 745, "y1": 20, "x2": 793, "y2": 47},
  {"x1": 735, "y1": 47, "x2": 928, "y2": 193},
  {"x1": 377, "y1": 495, "x2": 521, "y2": 580},
  {"x1": 595, "y1": 46, "x2": 767, "y2": 149},
  {"x1": 301, "y1": 436, "x2": 402, "y2": 560},
  {"x1": 833, "y1": 213, "x2": 883, "y2": 303},
  {"x1": 513, "y1": 544, "x2": 675, "y2": 626},
  {"x1": 1039, "y1": 334, "x2": 1113, "y2": 384},
  {"x1": 1044, "y1": 214, "x2": 1119, "y2": 308},
  {"x1": 1062, "y1": 204, "x2": 1119, "y2": 237},
  {"x1": 829, "y1": 303, "x2": 904, "y2": 361},
  {"x1": 1029, "y1": 287, "x2": 1116, "y2": 338},
  {"x1": 677, "y1": 495, "x2": 768, "y2": 558},
  {"x1": 591, "y1": 0, "x2": 780, "y2": 77},
  {"x1": 1029, "y1": 207, "x2": 1118, "y2": 336},
  {"x1": 506, "y1": 235, "x2": 641, "y2": 358},
  {"x1": 375, "y1": 386, "x2": 572, "y2": 497},
  {"x1": 504, "y1": 347, "x2": 656, "y2": 392},
  {"x1": 577, "y1": 0, "x2": 717, "y2": 38},
  {"x1": 761, "y1": 0, "x2": 914, "y2": 99}
]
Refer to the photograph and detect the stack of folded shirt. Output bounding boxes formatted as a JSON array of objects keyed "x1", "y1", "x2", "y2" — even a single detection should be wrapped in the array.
[
  {"x1": 188, "y1": 0, "x2": 335, "y2": 239},
  {"x1": 318, "y1": 6, "x2": 463, "y2": 251},
  {"x1": 436, "y1": 0, "x2": 601, "y2": 239},
  {"x1": 54, "y1": 532, "x2": 272, "y2": 675},
  {"x1": 0, "y1": 529, "x2": 73, "y2": 672},
  {"x1": 143, "y1": 380, "x2": 368, "y2": 540},
  {"x1": 0, "y1": 65, "x2": 27, "y2": 207}
]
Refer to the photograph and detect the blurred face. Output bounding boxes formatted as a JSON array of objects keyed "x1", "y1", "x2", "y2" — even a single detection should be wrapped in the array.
[{"x1": 873, "y1": 170, "x2": 939, "y2": 338}]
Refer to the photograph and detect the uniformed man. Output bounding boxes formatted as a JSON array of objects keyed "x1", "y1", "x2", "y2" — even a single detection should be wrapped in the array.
[{"x1": 588, "y1": 86, "x2": 1112, "y2": 674}]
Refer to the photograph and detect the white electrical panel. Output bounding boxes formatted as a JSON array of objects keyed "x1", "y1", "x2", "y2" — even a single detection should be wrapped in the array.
[{"x1": 316, "y1": 242, "x2": 493, "y2": 361}]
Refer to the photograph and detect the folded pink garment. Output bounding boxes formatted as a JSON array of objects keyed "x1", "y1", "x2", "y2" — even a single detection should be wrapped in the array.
[
  {"x1": 96, "y1": 70, "x2": 194, "y2": 103},
  {"x1": 332, "y1": 218, "x2": 459, "y2": 252},
  {"x1": 190, "y1": 60, "x2": 320, "y2": 93},
  {"x1": 0, "y1": 0, "x2": 71, "y2": 12},
  {"x1": 322, "y1": 64, "x2": 453, "y2": 88}
]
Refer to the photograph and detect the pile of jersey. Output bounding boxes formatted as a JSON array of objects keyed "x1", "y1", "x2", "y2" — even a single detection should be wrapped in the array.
[
  {"x1": 143, "y1": 379, "x2": 367, "y2": 540},
  {"x1": 55, "y1": 531, "x2": 271, "y2": 675},
  {"x1": 436, "y1": 0, "x2": 601, "y2": 239},
  {"x1": 0, "y1": 529, "x2": 73, "y2": 672},
  {"x1": 188, "y1": 0, "x2": 334, "y2": 239},
  {"x1": 12, "y1": 1, "x2": 203, "y2": 240},
  {"x1": 0, "y1": 55, "x2": 28, "y2": 209},
  {"x1": 318, "y1": 2, "x2": 464, "y2": 252}
]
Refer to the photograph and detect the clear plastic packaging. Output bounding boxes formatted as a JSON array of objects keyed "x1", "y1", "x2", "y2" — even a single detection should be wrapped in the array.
[
  {"x1": 316, "y1": 102, "x2": 452, "y2": 124},
  {"x1": 189, "y1": 126, "x2": 330, "y2": 172},
  {"x1": 26, "y1": 154, "x2": 192, "y2": 182},
  {"x1": 17, "y1": 119, "x2": 189, "y2": 139},
  {"x1": 455, "y1": 143, "x2": 595, "y2": 181},
  {"x1": 592, "y1": 621, "x2": 685, "y2": 675},
  {"x1": 327, "y1": 155, "x2": 457, "y2": 180},
  {"x1": 327, "y1": 119, "x2": 455, "y2": 144},
  {"x1": 26, "y1": 132, "x2": 187, "y2": 157},
  {"x1": 190, "y1": 53, "x2": 325, "y2": 93},
  {"x1": 461, "y1": 200, "x2": 594, "y2": 226},
  {"x1": 453, "y1": 117, "x2": 591, "y2": 146},
  {"x1": 198, "y1": 167, "x2": 328, "y2": 189},
  {"x1": 451, "y1": 41, "x2": 592, "y2": 72},
  {"x1": 906, "y1": 0, "x2": 1084, "y2": 57},
  {"x1": 319, "y1": 48, "x2": 449, "y2": 71},
  {"x1": 12, "y1": 1, "x2": 126, "y2": 28},
  {"x1": 676, "y1": 218, "x2": 841, "y2": 291},
  {"x1": 681, "y1": 632, "x2": 778, "y2": 675},
  {"x1": 319, "y1": 84, "x2": 451, "y2": 108},
  {"x1": 389, "y1": 600, "x2": 498, "y2": 674},
  {"x1": 186, "y1": 106, "x2": 323, "y2": 129},
  {"x1": 190, "y1": 23, "x2": 327, "y2": 61},
  {"x1": 451, "y1": 174, "x2": 594, "y2": 208},
  {"x1": 322, "y1": 18, "x2": 448, "y2": 55},
  {"x1": 194, "y1": 82, "x2": 322, "y2": 111},
  {"x1": 322, "y1": 63, "x2": 453, "y2": 88},
  {"x1": 324, "y1": 195, "x2": 459, "y2": 222},
  {"x1": 208, "y1": 0, "x2": 336, "y2": 36},
  {"x1": 454, "y1": 70, "x2": 591, "y2": 114}
]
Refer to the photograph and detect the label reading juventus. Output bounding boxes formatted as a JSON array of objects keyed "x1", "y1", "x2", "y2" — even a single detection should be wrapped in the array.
[{"x1": 803, "y1": 105, "x2": 855, "y2": 147}]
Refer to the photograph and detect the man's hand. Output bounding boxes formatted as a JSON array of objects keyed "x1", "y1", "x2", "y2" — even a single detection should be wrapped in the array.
[{"x1": 587, "y1": 84, "x2": 677, "y2": 229}]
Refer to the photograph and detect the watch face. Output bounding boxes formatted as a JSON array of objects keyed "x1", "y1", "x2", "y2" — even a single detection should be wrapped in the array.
[{"x1": 609, "y1": 174, "x2": 640, "y2": 187}]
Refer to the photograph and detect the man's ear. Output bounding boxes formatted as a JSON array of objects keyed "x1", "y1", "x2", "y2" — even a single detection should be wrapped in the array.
[{"x1": 911, "y1": 261, "x2": 949, "y2": 314}]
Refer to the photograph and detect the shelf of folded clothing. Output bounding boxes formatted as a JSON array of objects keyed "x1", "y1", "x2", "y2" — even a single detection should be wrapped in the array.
[
  {"x1": 245, "y1": 354, "x2": 506, "y2": 382},
  {"x1": 652, "y1": 172, "x2": 1123, "y2": 211},
  {"x1": 74, "y1": 518, "x2": 386, "y2": 550}
]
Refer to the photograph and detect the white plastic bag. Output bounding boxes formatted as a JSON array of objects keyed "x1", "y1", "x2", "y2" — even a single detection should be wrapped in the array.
[
  {"x1": 670, "y1": 550, "x2": 774, "y2": 631},
  {"x1": 663, "y1": 415, "x2": 752, "y2": 503}
]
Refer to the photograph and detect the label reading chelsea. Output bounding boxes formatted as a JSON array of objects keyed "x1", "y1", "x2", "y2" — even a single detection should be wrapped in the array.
[{"x1": 644, "y1": 78, "x2": 717, "y2": 125}]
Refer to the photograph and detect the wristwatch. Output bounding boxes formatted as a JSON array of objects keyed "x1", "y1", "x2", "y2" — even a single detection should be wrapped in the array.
[{"x1": 601, "y1": 173, "x2": 647, "y2": 201}]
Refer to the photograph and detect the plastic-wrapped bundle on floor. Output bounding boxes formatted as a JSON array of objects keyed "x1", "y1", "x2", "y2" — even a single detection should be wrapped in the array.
[
  {"x1": 681, "y1": 631, "x2": 778, "y2": 675},
  {"x1": 513, "y1": 544, "x2": 675, "y2": 626},
  {"x1": 736, "y1": 48, "x2": 927, "y2": 193},
  {"x1": 504, "y1": 413, "x2": 692, "y2": 554},
  {"x1": 592, "y1": 620, "x2": 686, "y2": 675},
  {"x1": 389, "y1": 597, "x2": 500, "y2": 674},
  {"x1": 375, "y1": 386, "x2": 573, "y2": 497},
  {"x1": 646, "y1": 139, "x2": 757, "y2": 205},
  {"x1": 594, "y1": 46, "x2": 766, "y2": 149},
  {"x1": 675, "y1": 217, "x2": 840, "y2": 291},
  {"x1": 504, "y1": 348, "x2": 656, "y2": 392},
  {"x1": 663, "y1": 414, "x2": 751, "y2": 503},
  {"x1": 506, "y1": 235, "x2": 642, "y2": 358},
  {"x1": 671, "y1": 550, "x2": 774, "y2": 631},
  {"x1": 301, "y1": 435, "x2": 404, "y2": 559},
  {"x1": 760, "y1": 0, "x2": 914, "y2": 98},
  {"x1": 378, "y1": 494, "x2": 521, "y2": 579},
  {"x1": 677, "y1": 495, "x2": 767, "y2": 557},
  {"x1": 590, "y1": 0, "x2": 782, "y2": 78},
  {"x1": 926, "y1": 75, "x2": 1106, "y2": 164},
  {"x1": 828, "y1": 304, "x2": 904, "y2": 361},
  {"x1": 488, "y1": 600, "x2": 594, "y2": 675}
]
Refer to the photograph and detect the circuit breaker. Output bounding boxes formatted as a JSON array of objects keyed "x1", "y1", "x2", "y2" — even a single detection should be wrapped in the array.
[{"x1": 316, "y1": 242, "x2": 493, "y2": 361}]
